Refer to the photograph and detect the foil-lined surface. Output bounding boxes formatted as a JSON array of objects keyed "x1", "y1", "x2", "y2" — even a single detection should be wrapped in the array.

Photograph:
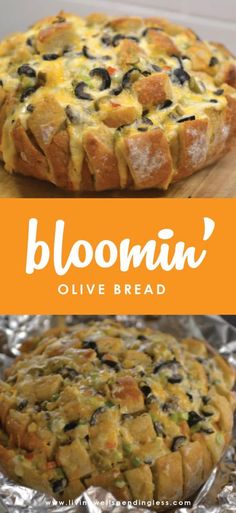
[{"x1": 0, "y1": 315, "x2": 235, "y2": 513}]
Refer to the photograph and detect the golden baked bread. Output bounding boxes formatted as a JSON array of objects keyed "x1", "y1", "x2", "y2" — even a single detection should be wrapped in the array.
[
  {"x1": 0, "y1": 12, "x2": 236, "y2": 192},
  {"x1": 0, "y1": 320, "x2": 235, "y2": 507}
]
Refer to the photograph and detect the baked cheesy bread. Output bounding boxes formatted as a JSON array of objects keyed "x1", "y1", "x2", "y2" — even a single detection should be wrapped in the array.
[
  {"x1": 0, "y1": 320, "x2": 235, "y2": 507},
  {"x1": 0, "y1": 12, "x2": 236, "y2": 192}
]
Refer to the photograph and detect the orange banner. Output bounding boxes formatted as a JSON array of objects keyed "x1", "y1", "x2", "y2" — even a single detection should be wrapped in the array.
[{"x1": 0, "y1": 198, "x2": 235, "y2": 314}]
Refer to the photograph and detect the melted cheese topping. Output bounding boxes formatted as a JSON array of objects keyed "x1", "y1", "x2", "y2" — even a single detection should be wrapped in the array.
[{"x1": 0, "y1": 13, "x2": 233, "y2": 131}]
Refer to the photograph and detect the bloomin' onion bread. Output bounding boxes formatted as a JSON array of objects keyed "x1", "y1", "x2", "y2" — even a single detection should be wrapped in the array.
[
  {"x1": 0, "y1": 320, "x2": 235, "y2": 506},
  {"x1": 0, "y1": 12, "x2": 236, "y2": 192}
]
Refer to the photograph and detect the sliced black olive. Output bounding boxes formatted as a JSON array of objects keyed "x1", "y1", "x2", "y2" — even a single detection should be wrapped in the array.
[
  {"x1": 64, "y1": 420, "x2": 79, "y2": 432},
  {"x1": 26, "y1": 37, "x2": 33, "y2": 47},
  {"x1": 102, "y1": 359, "x2": 120, "y2": 371},
  {"x1": 18, "y1": 64, "x2": 36, "y2": 78},
  {"x1": 20, "y1": 86, "x2": 38, "y2": 102},
  {"x1": 26, "y1": 104, "x2": 35, "y2": 113},
  {"x1": 171, "y1": 436, "x2": 187, "y2": 452},
  {"x1": 159, "y1": 99, "x2": 173, "y2": 110},
  {"x1": 201, "y1": 410, "x2": 214, "y2": 417},
  {"x1": 214, "y1": 89, "x2": 224, "y2": 96},
  {"x1": 90, "y1": 67, "x2": 111, "y2": 90},
  {"x1": 145, "y1": 394, "x2": 158, "y2": 405},
  {"x1": 137, "y1": 127, "x2": 148, "y2": 132},
  {"x1": 162, "y1": 401, "x2": 172, "y2": 412},
  {"x1": 122, "y1": 67, "x2": 142, "y2": 88},
  {"x1": 112, "y1": 34, "x2": 125, "y2": 47},
  {"x1": 201, "y1": 426, "x2": 214, "y2": 434},
  {"x1": 17, "y1": 399, "x2": 28, "y2": 411},
  {"x1": 34, "y1": 404, "x2": 42, "y2": 412},
  {"x1": 172, "y1": 55, "x2": 184, "y2": 69},
  {"x1": 84, "y1": 434, "x2": 90, "y2": 442},
  {"x1": 140, "y1": 385, "x2": 152, "y2": 397},
  {"x1": 186, "y1": 392, "x2": 193, "y2": 401},
  {"x1": 42, "y1": 53, "x2": 60, "y2": 61},
  {"x1": 111, "y1": 86, "x2": 123, "y2": 96},
  {"x1": 209, "y1": 56, "x2": 219, "y2": 67},
  {"x1": 209, "y1": 99, "x2": 218, "y2": 103},
  {"x1": 153, "y1": 359, "x2": 179, "y2": 373},
  {"x1": 0, "y1": 80, "x2": 3, "y2": 87},
  {"x1": 142, "y1": 70, "x2": 151, "y2": 77},
  {"x1": 177, "y1": 115, "x2": 196, "y2": 123},
  {"x1": 82, "y1": 45, "x2": 96, "y2": 59},
  {"x1": 82, "y1": 340, "x2": 97, "y2": 350},
  {"x1": 153, "y1": 421, "x2": 165, "y2": 437},
  {"x1": 202, "y1": 395, "x2": 210, "y2": 405},
  {"x1": 116, "y1": 123, "x2": 132, "y2": 131},
  {"x1": 102, "y1": 55, "x2": 112, "y2": 61},
  {"x1": 90, "y1": 406, "x2": 106, "y2": 426},
  {"x1": 152, "y1": 64, "x2": 162, "y2": 72},
  {"x1": 101, "y1": 34, "x2": 112, "y2": 46},
  {"x1": 187, "y1": 411, "x2": 204, "y2": 427},
  {"x1": 51, "y1": 478, "x2": 68, "y2": 493},
  {"x1": 168, "y1": 375, "x2": 183, "y2": 384},
  {"x1": 112, "y1": 34, "x2": 139, "y2": 47},
  {"x1": 172, "y1": 68, "x2": 190, "y2": 85},
  {"x1": 137, "y1": 334, "x2": 148, "y2": 341},
  {"x1": 65, "y1": 105, "x2": 80, "y2": 124},
  {"x1": 142, "y1": 27, "x2": 163, "y2": 37},
  {"x1": 74, "y1": 82, "x2": 93, "y2": 101}
]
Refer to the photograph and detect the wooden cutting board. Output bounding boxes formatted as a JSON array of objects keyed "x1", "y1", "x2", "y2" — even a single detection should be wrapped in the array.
[{"x1": 0, "y1": 146, "x2": 236, "y2": 198}]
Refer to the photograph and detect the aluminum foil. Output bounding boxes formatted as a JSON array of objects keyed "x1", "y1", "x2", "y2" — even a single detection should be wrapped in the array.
[{"x1": 0, "y1": 315, "x2": 235, "y2": 513}]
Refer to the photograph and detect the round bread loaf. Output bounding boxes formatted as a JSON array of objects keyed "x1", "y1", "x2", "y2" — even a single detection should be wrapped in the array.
[
  {"x1": 0, "y1": 320, "x2": 235, "y2": 507},
  {"x1": 0, "y1": 12, "x2": 236, "y2": 192}
]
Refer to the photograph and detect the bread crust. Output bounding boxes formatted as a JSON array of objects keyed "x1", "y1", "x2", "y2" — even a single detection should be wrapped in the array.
[
  {"x1": 153, "y1": 451, "x2": 183, "y2": 502},
  {"x1": 0, "y1": 320, "x2": 235, "y2": 507},
  {"x1": 123, "y1": 129, "x2": 174, "y2": 189},
  {"x1": 83, "y1": 127, "x2": 120, "y2": 191},
  {"x1": 174, "y1": 118, "x2": 209, "y2": 181},
  {"x1": 180, "y1": 441, "x2": 205, "y2": 497},
  {"x1": 12, "y1": 121, "x2": 50, "y2": 180},
  {"x1": 0, "y1": 12, "x2": 236, "y2": 192}
]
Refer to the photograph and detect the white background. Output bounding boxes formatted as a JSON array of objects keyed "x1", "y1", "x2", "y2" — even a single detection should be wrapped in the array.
[{"x1": 1, "y1": 0, "x2": 236, "y2": 52}]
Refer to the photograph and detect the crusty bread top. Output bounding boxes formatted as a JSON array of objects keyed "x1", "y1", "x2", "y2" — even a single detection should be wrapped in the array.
[
  {"x1": 0, "y1": 320, "x2": 235, "y2": 503},
  {"x1": 0, "y1": 12, "x2": 236, "y2": 191}
]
